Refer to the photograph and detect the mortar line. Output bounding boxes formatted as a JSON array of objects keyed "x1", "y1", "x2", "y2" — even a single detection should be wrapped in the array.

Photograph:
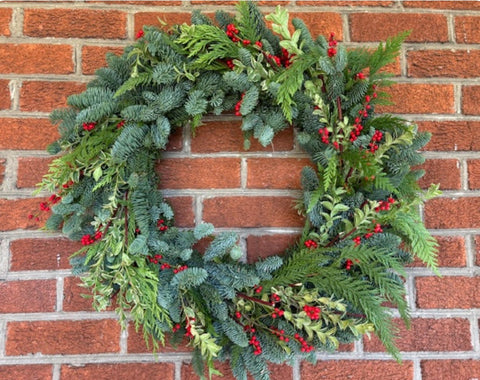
[
  {"x1": 10, "y1": 7, "x2": 23, "y2": 38},
  {"x1": 454, "y1": 83, "x2": 462, "y2": 115},
  {"x1": 447, "y1": 14, "x2": 456, "y2": 43},
  {"x1": 465, "y1": 234, "x2": 475, "y2": 268},
  {"x1": 240, "y1": 157, "x2": 247, "y2": 189},
  {"x1": 51, "y1": 364, "x2": 61, "y2": 380},
  {"x1": 56, "y1": 276, "x2": 64, "y2": 312},
  {"x1": 0, "y1": 320, "x2": 6, "y2": 358},
  {"x1": 0, "y1": 239, "x2": 9, "y2": 281},
  {"x1": 2, "y1": 154, "x2": 18, "y2": 192},
  {"x1": 175, "y1": 360, "x2": 182, "y2": 380},
  {"x1": 470, "y1": 312, "x2": 480, "y2": 353},
  {"x1": 413, "y1": 358, "x2": 422, "y2": 380},
  {"x1": 460, "y1": 158, "x2": 469, "y2": 191},
  {"x1": 120, "y1": 326, "x2": 128, "y2": 354},
  {"x1": 292, "y1": 358, "x2": 300, "y2": 380}
]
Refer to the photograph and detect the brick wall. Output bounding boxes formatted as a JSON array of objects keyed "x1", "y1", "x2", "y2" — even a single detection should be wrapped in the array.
[{"x1": 0, "y1": 1, "x2": 479, "y2": 379}]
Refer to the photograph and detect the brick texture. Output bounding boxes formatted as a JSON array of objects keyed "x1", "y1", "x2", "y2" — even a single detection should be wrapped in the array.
[
  {"x1": 468, "y1": 160, "x2": 480, "y2": 189},
  {"x1": 0, "y1": 280, "x2": 56, "y2": 313},
  {"x1": 81, "y1": 45, "x2": 125, "y2": 75},
  {"x1": 404, "y1": 1, "x2": 480, "y2": 10},
  {"x1": 134, "y1": 12, "x2": 191, "y2": 32},
  {"x1": 127, "y1": 325, "x2": 192, "y2": 353},
  {"x1": 424, "y1": 198, "x2": 480, "y2": 229},
  {"x1": 462, "y1": 85, "x2": 480, "y2": 115},
  {"x1": 0, "y1": 365, "x2": 53, "y2": 380},
  {"x1": 410, "y1": 236, "x2": 466, "y2": 268},
  {"x1": 417, "y1": 159, "x2": 460, "y2": 190},
  {"x1": 455, "y1": 16, "x2": 480, "y2": 44},
  {"x1": 416, "y1": 277, "x2": 480, "y2": 309},
  {"x1": 0, "y1": 198, "x2": 50, "y2": 231},
  {"x1": 408, "y1": 50, "x2": 480, "y2": 78},
  {"x1": 418, "y1": 121, "x2": 480, "y2": 151},
  {"x1": 421, "y1": 360, "x2": 480, "y2": 380},
  {"x1": 6, "y1": 319, "x2": 121, "y2": 355},
  {"x1": 24, "y1": 9, "x2": 127, "y2": 39},
  {"x1": 0, "y1": 8, "x2": 11, "y2": 36},
  {"x1": 289, "y1": 12, "x2": 343, "y2": 40},
  {"x1": 247, "y1": 158, "x2": 312, "y2": 189},
  {"x1": 19, "y1": 81, "x2": 86, "y2": 112},
  {"x1": 246, "y1": 233, "x2": 300, "y2": 262},
  {"x1": 0, "y1": 79, "x2": 10, "y2": 110},
  {"x1": 60, "y1": 363, "x2": 175, "y2": 380},
  {"x1": 0, "y1": 118, "x2": 59, "y2": 150},
  {"x1": 17, "y1": 156, "x2": 53, "y2": 188}
]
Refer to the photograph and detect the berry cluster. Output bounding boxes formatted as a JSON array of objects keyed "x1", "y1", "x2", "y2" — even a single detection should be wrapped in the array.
[
  {"x1": 172, "y1": 323, "x2": 181, "y2": 333},
  {"x1": 249, "y1": 335, "x2": 262, "y2": 355},
  {"x1": 327, "y1": 32, "x2": 337, "y2": 57},
  {"x1": 318, "y1": 127, "x2": 330, "y2": 144},
  {"x1": 303, "y1": 305, "x2": 321, "y2": 320},
  {"x1": 173, "y1": 265, "x2": 188, "y2": 274},
  {"x1": 304, "y1": 239, "x2": 318, "y2": 249},
  {"x1": 160, "y1": 263, "x2": 171, "y2": 270},
  {"x1": 82, "y1": 122, "x2": 96, "y2": 131},
  {"x1": 81, "y1": 230, "x2": 102, "y2": 246},
  {"x1": 157, "y1": 219, "x2": 168, "y2": 232},
  {"x1": 369, "y1": 130, "x2": 383, "y2": 153},
  {"x1": 254, "y1": 285, "x2": 263, "y2": 294},
  {"x1": 270, "y1": 293, "x2": 281, "y2": 305},
  {"x1": 148, "y1": 254, "x2": 163, "y2": 264},
  {"x1": 349, "y1": 117, "x2": 364, "y2": 142},
  {"x1": 271, "y1": 327, "x2": 289, "y2": 342},
  {"x1": 226, "y1": 24, "x2": 240, "y2": 42},
  {"x1": 29, "y1": 194, "x2": 62, "y2": 221},
  {"x1": 345, "y1": 259, "x2": 354, "y2": 270},
  {"x1": 135, "y1": 29, "x2": 144, "y2": 39},
  {"x1": 116, "y1": 120, "x2": 125, "y2": 129},
  {"x1": 234, "y1": 93, "x2": 245, "y2": 116},
  {"x1": 375, "y1": 197, "x2": 395, "y2": 212},
  {"x1": 185, "y1": 317, "x2": 195, "y2": 338},
  {"x1": 353, "y1": 221, "x2": 385, "y2": 247},
  {"x1": 280, "y1": 47, "x2": 294, "y2": 68},
  {"x1": 271, "y1": 307, "x2": 284, "y2": 319},
  {"x1": 294, "y1": 333, "x2": 314, "y2": 352}
]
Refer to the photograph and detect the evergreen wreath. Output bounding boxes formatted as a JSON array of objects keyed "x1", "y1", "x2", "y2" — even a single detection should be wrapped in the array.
[{"x1": 36, "y1": 2, "x2": 440, "y2": 379}]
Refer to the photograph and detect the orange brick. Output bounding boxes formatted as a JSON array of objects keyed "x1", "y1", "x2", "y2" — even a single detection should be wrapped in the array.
[
  {"x1": 455, "y1": 16, "x2": 480, "y2": 44},
  {"x1": 0, "y1": 198, "x2": 49, "y2": 231},
  {"x1": 301, "y1": 360, "x2": 413, "y2": 380},
  {"x1": 421, "y1": 360, "x2": 480, "y2": 380},
  {"x1": 0, "y1": 118, "x2": 58, "y2": 150},
  {"x1": 157, "y1": 158, "x2": 241, "y2": 189},
  {"x1": 378, "y1": 84, "x2": 454, "y2": 114},
  {"x1": 408, "y1": 49, "x2": 480, "y2": 78},
  {"x1": 364, "y1": 318, "x2": 471, "y2": 352},
  {"x1": 0, "y1": 44, "x2": 73, "y2": 74},
  {"x1": 290, "y1": 12, "x2": 343, "y2": 40},
  {"x1": 350, "y1": 13, "x2": 448, "y2": 42},
  {"x1": 410, "y1": 236, "x2": 466, "y2": 268},
  {"x1": 417, "y1": 121, "x2": 480, "y2": 151},
  {"x1": 0, "y1": 280, "x2": 56, "y2": 313},
  {"x1": 404, "y1": 1, "x2": 480, "y2": 10},
  {"x1": 127, "y1": 324, "x2": 192, "y2": 353},
  {"x1": 24, "y1": 9, "x2": 127, "y2": 39},
  {"x1": 468, "y1": 160, "x2": 480, "y2": 189},
  {"x1": 417, "y1": 159, "x2": 460, "y2": 190},
  {"x1": 246, "y1": 233, "x2": 300, "y2": 263},
  {"x1": 6, "y1": 319, "x2": 121, "y2": 355},
  {"x1": 462, "y1": 85, "x2": 480, "y2": 115},
  {"x1": 81, "y1": 45, "x2": 125, "y2": 75},
  {"x1": 0, "y1": 365, "x2": 53, "y2": 380},
  {"x1": 9, "y1": 238, "x2": 82, "y2": 271},
  {"x1": 424, "y1": 198, "x2": 480, "y2": 229},
  {"x1": 416, "y1": 276, "x2": 480, "y2": 309},
  {"x1": 20, "y1": 81, "x2": 86, "y2": 112},
  {"x1": 61, "y1": 363, "x2": 175, "y2": 380},
  {"x1": 203, "y1": 196, "x2": 303, "y2": 228},
  {"x1": 0, "y1": 8, "x2": 11, "y2": 36},
  {"x1": 17, "y1": 157, "x2": 53, "y2": 188},
  {"x1": 165, "y1": 196, "x2": 195, "y2": 227},
  {"x1": 0, "y1": 79, "x2": 10, "y2": 110},
  {"x1": 247, "y1": 158, "x2": 312, "y2": 190}
]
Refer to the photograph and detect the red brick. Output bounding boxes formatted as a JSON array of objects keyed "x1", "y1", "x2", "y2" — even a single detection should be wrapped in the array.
[
  {"x1": 6, "y1": 319, "x2": 121, "y2": 355},
  {"x1": 0, "y1": 365, "x2": 52, "y2": 380},
  {"x1": 417, "y1": 159, "x2": 460, "y2": 190},
  {"x1": 24, "y1": 9, "x2": 126, "y2": 39},
  {"x1": 0, "y1": 198, "x2": 50, "y2": 231},
  {"x1": 246, "y1": 233, "x2": 299, "y2": 263},
  {"x1": 468, "y1": 160, "x2": 480, "y2": 189},
  {"x1": 298, "y1": 1, "x2": 393, "y2": 5},
  {"x1": 191, "y1": 121, "x2": 294, "y2": 153},
  {"x1": 350, "y1": 13, "x2": 448, "y2": 42},
  {"x1": 247, "y1": 158, "x2": 312, "y2": 190},
  {"x1": 20, "y1": 81, "x2": 86, "y2": 112},
  {"x1": 0, "y1": 44, "x2": 73, "y2": 74},
  {"x1": 378, "y1": 84, "x2": 454, "y2": 114},
  {"x1": 422, "y1": 360, "x2": 480, "y2": 380},
  {"x1": 408, "y1": 50, "x2": 480, "y2": 78},
  {"x1": 0, "y1": 280, "x2": 56, "y2": 313},
  {"x1": 364, "y1": 318, "x2": 471, "y2": 352},
  {"x1": 81, "y1": 45, "x2": 125, "y2": 75},
  {"x1": 404, "y1": 1, "x2": 480, "y2": 10},
  {"x1": 417, "y1": 121, "x2": 480, "y2": 151},
  {"x1": 301, "y1": 360, "x2": 413, "y2": 380},
  {"x1": 134, "y1": 12, "x2": 191, "y2": 32},
  {"x1": 182, "y1": 361, "x2": 292, "y2": 380},
  {"x1": 424, "y1": 197, "x2": 480, "y2": 229},
  {"x1": 61, "y1": 363, "x2": 175, "y2": 380},
  {"x1": 462, "y1": 85, "x2": 480, "y2": 115},
  {"x1": 165, "y1": 196, "x2": 195, "y2": 227},
  {"x1": 289, "y1": 12, "x2": 343, "y2": 40},
  {"x1": 166, "y1": 126, "x2": 183, "y2": 151},
  {"x1": 10, "y1": 238, "x2": 82, "y2": 271},
  {"x1": 63, "y1": 276, "x2": 105, "y2": 312},
  {"x1": 17, "y1": 157, "x2": 53, "y2": 188},
  {"x1": 0, "y1": 118, "x2": 58, "y2": 150},
  {"x1": 475, "y1": 235, "x2": 480, "y2": 265},
  {"x1": 0, "y1": 8, "x2": 11, "y2": 36},
  {"x1": 416, "y1": 276, "x2": 480, "y2": 309},
  {"x1": 157, "y1": 158, "x2": 241, "y2": 189},
  {"x1": 455, "y1": 16, "x2": 480, "y2": 44},
  {"x1": 0, "y1": 79, "x2": 10, "y2": 110},
  {"x1": 127, "y1": 324, "x2": 192, "y2": 353},
  {"x1": 203, "y1": 196, "x2": 304, "y2": 228},
  {"x1": 410, "y1": 236, "x2": 466, "y2": 268},
  {"x1": 0, "y1": 158, "x2": 5, "y2": 186}
]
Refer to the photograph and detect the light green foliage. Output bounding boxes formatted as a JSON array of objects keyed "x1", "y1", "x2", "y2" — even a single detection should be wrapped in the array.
[{"x1": 38, "y1": 2, "x2": 438, "y2": 379}]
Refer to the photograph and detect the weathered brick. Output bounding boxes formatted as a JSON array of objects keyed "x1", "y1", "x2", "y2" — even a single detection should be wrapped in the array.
[
  {"x1": 417, "y1": 121, "x2": 480, "y2": 151},
  {"x1": 462, "y1": 85, "x2": 480, "y2": 115},
  {"x1": 81, "y1": 45, "x2": 125, "y2": 75},
  {"x1": 0, "y1": 280, "x2": 56, "y2": 313},
  {"x1": 416, "y1": 277, "x2": 480, "y2": 309},
  {"x1": 408, "y1": 49, "x2": 480, "y2": 78},
  {"x1": 404, "y1": 1, "x2": 480, "y2": 10},
  {"x1": 127, "y1": 324, "x2": 192, "y2": 353},
  {"x1": 0, "y1": 118, "x2": 58, "y2": 150},
  {"x1": 191, "y1": 121, "x2": 294, "y2": 153},
  {"x1": 6, "y1": 319, "x2": 121, "y2": 355},
  {"x1": 19, "y1": 81, "x2": 86, "y2": 112},
  {"x1": 247, "y1": 158, "x2": 312, "y2": 189},
  {"x1": 17, "y1": 157, "x2": 53, "y2": 188},
  {"x1": 24, "y1": 9, "x2": 126, "y2": 39},
  {"x1": 157, "y1": 158, "x2": 241, "y2": 189},
  {"x1": 301, "y1": 360, "x2": 413, "y2": 380},
  {"x1": 9, "y1": 238, "x2": 82, "y2": 271},
  {"x1": 417, "y1": 159, "x2": 460, "y2": 190},
  {"x1": 455, "y1": 16, "x2": 480, "y2": 44},
  {"x1": 0, "y1": 8, "x2": 11, "y2": 36},
  {"x1": 289, "y1": 12, "x2": 343, "y2": 40},
  {"x1": 350, "y1": 13, "x2": 448, "y2": 42},
  {"x1": 378, "y1": 84, "x2": 454, "y2": 114},
  {"x1": 246, "y1": 233, "x2": 300, "y2": 263},
  {"x1": 0, "y1": 365, "x2": 52, "y2": 380},
  {"x1": 0, "y1": 79, "x2": 10, "y2": 110},
  {"x1": 364, "y1": 318, "x2": 471, "y2": 352},
  {"x1": 0, "y1": 198, "x2": 49, "y2": 231},
  {"x1": 424, "y1": 198, "x2": 480, "y2": 229},
  {"x1": 61, "y1": 363, "x2": 175, "y2": 380},
  {"x1": 421, "y1": 359, "x2": 480, "y2": 380},
  {"x1": 134, "y1": 12, "x2": 191, "y2": 32},
  {"x1": 203, "y1": 196, "x2": 304, "y2": 228},
  {"x1": 410, "y1": 236, "x2": 466, "y2": 268},
  {"x1": 0, "y1": 44, "x2": 73, "y2": 74}
]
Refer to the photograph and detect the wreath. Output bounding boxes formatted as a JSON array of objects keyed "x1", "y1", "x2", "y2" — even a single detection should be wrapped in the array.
[{"x1": 36, "y1": 2, "x2": 439, "y2": 379}]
